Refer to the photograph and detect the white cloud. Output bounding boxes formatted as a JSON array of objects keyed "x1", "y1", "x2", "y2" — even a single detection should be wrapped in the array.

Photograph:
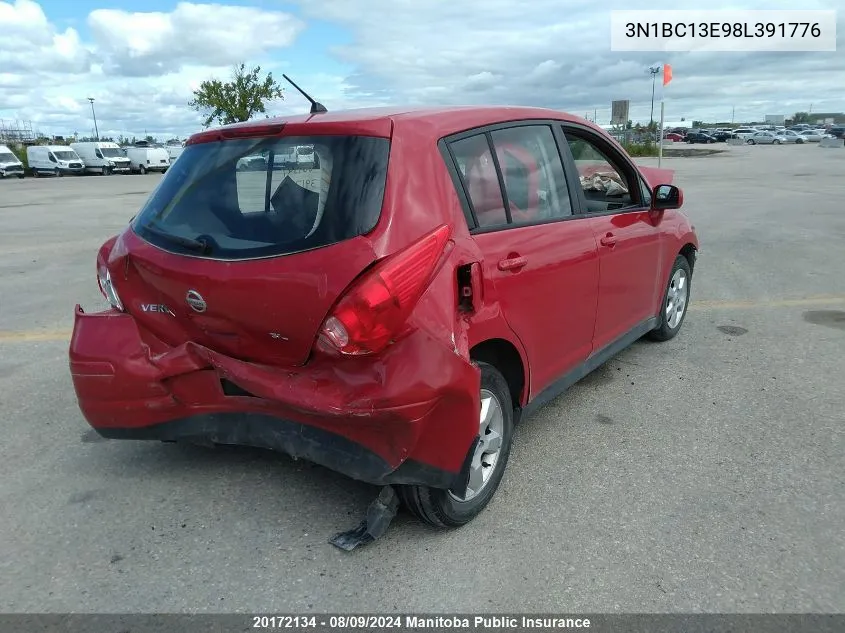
[
  {"x1": 0, "y1": 0, "x2": 92, "y2": 74},
  {"x1": 1, "y1": 0, "x2": 844, "y2": 139},
  {"x1": 292, "y1": 0, "x2": 845, "y2": 123},
  {"x1": 87, "y1": 2, "x2": 305, "y2": 77},
  {"x1": 0, "y1": 1, "x2": 312, "y2": 138}
]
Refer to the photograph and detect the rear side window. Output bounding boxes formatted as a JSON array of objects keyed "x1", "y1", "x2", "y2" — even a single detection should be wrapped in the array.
[
  {"x1": 489, "y1": 126, "x2": 573, "y2": 224},
  {"x1": 447, "y1": 124, "x2": 573, "y2": 230},
  {"x1": 132, "y1": 135, "x2": 390, "y2": 260}
]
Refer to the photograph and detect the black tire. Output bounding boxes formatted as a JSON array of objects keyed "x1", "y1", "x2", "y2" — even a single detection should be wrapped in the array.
[
  {"x1": 32, "y1": 168, "x2": 39, "y2": 178},
  {"x1": 54, "y1": 168, "x2": 62, "y2": 177},
  {"x1": 648, "y1": 255, "x2": 693, "y2": 342},
  {"x1": 774, "y1": 140, "x2": 781, "y2": 145},
  {"x1": 139, "y1": 165, "x2": 147, "y2": 175},
  {"x1": 797, "y1": 139, "x2": 804, "y2": 144},
  {"x1": 746, "y1": 139, "x2": 755, "y2": 145},
  {"x1": 102, "y1": 166, "x2": 111, "y2": 176},
  {"x1": 397, "y1": 361, "x2": 514, "y2": 527},
  {"x1": 17, "y1": 174, "x2": 25, "y2": 179}
]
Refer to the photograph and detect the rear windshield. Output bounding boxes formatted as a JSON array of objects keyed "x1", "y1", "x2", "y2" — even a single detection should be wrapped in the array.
[{"x1": 132, "y1": 135, "x2": 390, "y2": 260}]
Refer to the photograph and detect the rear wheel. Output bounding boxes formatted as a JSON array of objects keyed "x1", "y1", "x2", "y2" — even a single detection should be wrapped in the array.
[
  {"x1": 648, "y1": 255, "x2": 692, "y2": 342},
  {"x1": 139, "y1": 165, "x2": 147, "y2": 175},
  {"x1": 32, "y1": 168, "x2": 39, "y2": 178},
  {"x1": 397, "y1": 361, "x2": 514, "y2": 527},
  {"x1": 746, "y1": 139, "x2": 755, "y2": 145}
]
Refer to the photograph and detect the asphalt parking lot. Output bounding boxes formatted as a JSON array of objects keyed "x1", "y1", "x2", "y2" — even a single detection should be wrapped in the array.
[{"x1": 1, "y1": 143, "x2": 844, "y2": 613}]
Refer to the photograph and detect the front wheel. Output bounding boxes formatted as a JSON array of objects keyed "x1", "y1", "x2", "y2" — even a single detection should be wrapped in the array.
[
  {"x1": 746, "y1": 139, "x2": 755, "y2": 145},
  {"x1": 397, "y1": 361, "x2": 514, "y2": 527},
  {"x1": 54, "y1": 168, "x2": 62, "y2": 177},
  {"x1": 648, "y1": 255, "x2": 692, "y2": 342}
]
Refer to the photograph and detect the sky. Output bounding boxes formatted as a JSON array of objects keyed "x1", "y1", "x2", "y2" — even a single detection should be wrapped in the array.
[{"x1": 0, "y1": 0, "x2": 842, "y2": 139}]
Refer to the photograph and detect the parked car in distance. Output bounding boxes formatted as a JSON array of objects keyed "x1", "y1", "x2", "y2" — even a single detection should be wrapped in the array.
[
  {"x1": 663, "y1": 132, "x2": 684, "y2": 142},
  {"x1": 798, "y1": 130, "x2": 827, "y2": 142},
  {"x1": 732, "y1": 127, "x2": 759, "y2": 140},
  {"x1": 70, "y1": 141, "x2": 132, "y2": 175},
  {"x1": 0, "y1": 144, "x2": 25, "y2": 179},
  {"x1": 27, "y1": 145, "x2": 85, "y2": 177},
  {"x1": 69, "y1": 105, "x2": 698, "y2": 529},
  {"x1": 707, "y1": 130, "x2": 732, "y2": 141},
  {"x1": 777, "y1": 130, "x2": 805, "y2": 144},
  {"x1": 746, "y1": 131, "x2": 786, "y2": 145},
  {"x1": 125, "y1": 146, "x2": 170, "y2": 174},
  {"x1": 827, "y1": 125, "x2": 845, "y2": 139},
  {"x1": 685, "y1": 131, "x2": 717, "y2": 144}
]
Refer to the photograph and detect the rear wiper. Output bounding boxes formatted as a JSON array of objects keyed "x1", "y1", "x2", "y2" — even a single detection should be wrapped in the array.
[{"x1": 140, "y1": 222, "x2": 213, "y2": 254}]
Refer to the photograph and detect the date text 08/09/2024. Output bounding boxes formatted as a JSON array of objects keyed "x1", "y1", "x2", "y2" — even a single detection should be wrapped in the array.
[{"x1": 252, "y1": 615, "x2": 593, "y2": 629}]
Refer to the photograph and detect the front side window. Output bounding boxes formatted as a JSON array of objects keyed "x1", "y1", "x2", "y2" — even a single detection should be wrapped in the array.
[
  {"x1": 132, "y1": 135, "x2": 390, "y2": 260},
  {"x1": 563, "y1": 130, "x2": 640, "y2": 213}
]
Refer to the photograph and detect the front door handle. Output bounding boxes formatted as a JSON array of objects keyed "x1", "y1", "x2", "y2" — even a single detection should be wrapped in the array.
[
  {"x1": 498, "y1": 255, "x2": 527, "y2": 271},
  {"x1": 600, "y1": 233, "x2": 617, "y2": 247}
]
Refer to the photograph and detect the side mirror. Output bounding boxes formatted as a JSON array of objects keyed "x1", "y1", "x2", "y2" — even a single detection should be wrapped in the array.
[{"x1": 652, "y1": 184, "x2": 683, "y2": 210}]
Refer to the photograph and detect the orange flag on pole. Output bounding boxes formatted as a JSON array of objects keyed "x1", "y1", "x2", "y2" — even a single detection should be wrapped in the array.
[{"x1": 663, "y1": 64, "x2": 673, "y2": 86}]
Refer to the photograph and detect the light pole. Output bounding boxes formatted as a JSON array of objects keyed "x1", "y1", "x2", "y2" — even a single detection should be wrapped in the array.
[
  {"x1": 88, "y1": 97, "x2": 99, "y2": 141},
  {"x1": 647, "y1": 66, "x2": 661, "y2": 127}
]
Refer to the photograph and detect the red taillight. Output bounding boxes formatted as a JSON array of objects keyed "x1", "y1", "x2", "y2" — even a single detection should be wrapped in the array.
[{"x1": 318, "y1": 224, "x2": 452, "y2": 356}]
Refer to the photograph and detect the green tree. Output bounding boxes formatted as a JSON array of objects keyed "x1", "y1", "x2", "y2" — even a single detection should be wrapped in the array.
[
  {"x1": 792, "y1": 112, "x2": 810, "y2": 123},
  {"x1": 189, "y1": 63, "x2": 284, "y2": 128}
]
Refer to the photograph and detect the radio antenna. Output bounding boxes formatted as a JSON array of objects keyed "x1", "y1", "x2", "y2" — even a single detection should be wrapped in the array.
[{"x1": 282, "y1": 74, "x2": 328, "y2": 114}]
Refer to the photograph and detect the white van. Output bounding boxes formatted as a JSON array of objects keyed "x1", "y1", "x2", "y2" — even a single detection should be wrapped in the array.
[
  {"x1": 125, "y1": 146, "x2": 170, "y2": 174},
  {"x1": 164, "y1": 140, "x2": 184, "y2": 163},
  {"x1": 27, "y1": 145, "x2": 85, "y2": 177},
  {"x1": 0, "y1": 144, "x2": 25, "y2": 179},
  {"x1": 70, "y1": 141, "x2": 131, "y2": 175}
]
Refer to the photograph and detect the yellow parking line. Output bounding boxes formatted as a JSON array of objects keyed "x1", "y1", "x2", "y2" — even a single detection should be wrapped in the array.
[
  {"x1": 0, "y1": 329, "x2": 72, "y2": 342},
  {"x1": 1, "y1": 295, "x2": 844, "y2": 344},
  {"x1": 688, "y1": 295, "x2": 845, "y2": 310}
]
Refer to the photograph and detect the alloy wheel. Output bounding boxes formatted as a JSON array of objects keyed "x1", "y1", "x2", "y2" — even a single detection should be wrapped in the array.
[
  {"x1": 448, "y1": 388, "x2": 505, "y2": 502},
  {"x1": 666, "y1": 268, "x2": 689, "y2": 329}
]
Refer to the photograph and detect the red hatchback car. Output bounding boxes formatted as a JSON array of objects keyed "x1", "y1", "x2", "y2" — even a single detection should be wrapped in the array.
[{"x1": 70, "y1": 106, "x2": 698, "y2": 529}]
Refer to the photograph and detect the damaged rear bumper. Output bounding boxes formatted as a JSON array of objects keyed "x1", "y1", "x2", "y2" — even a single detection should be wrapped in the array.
[{"x1": 68, "y1": 306, "x2": 480, "y2": 489}]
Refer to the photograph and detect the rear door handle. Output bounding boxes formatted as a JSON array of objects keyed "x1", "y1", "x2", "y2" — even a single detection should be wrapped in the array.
[
  {"x1": 600, "y1": 233, "x2": 617, "y2": 247},
  {"x1": 498, "y1": 255, "x2": 527, "y2": 271}
]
